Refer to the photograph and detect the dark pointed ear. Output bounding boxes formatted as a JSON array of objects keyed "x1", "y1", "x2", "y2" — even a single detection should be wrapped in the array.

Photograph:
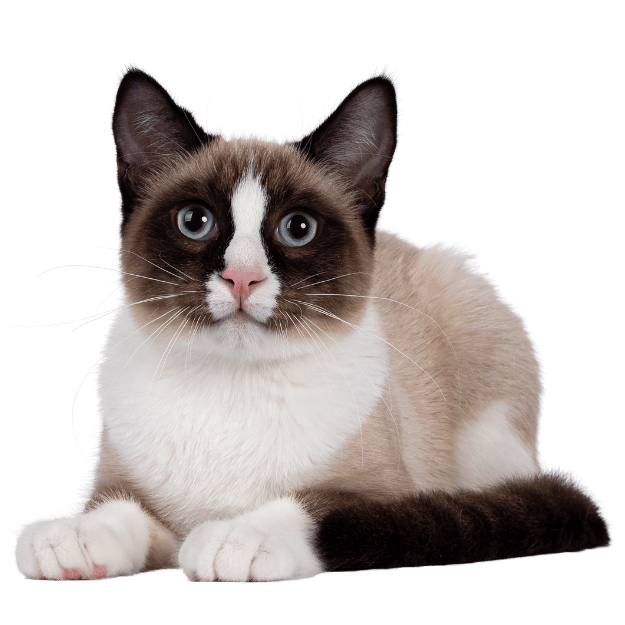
[
  {"x1": 294, "y1": 77, "x2": 397, "y2": 236},
  {"x1": 113, "y1": 68, "x2": 215, "y2": 229}
]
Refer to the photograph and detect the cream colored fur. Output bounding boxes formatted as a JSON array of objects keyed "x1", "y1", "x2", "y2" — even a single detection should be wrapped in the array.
[
  {"x1": 309, "y1": 232, "x2": 540, "y2": 497},
  {"x1": 17, "y1": 191, "x2": 540, "y2": 581},
  {"x1": 16, "y1": 69, "x2": 544, "y2": 582},
  {"x1": 16, "y1": 230, "x2": 541, "y2": 580}
]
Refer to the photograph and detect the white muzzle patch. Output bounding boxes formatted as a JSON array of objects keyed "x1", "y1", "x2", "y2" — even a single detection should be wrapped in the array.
[{"x1": 206, "y1": 170, "x2": 280, "y2": 324}]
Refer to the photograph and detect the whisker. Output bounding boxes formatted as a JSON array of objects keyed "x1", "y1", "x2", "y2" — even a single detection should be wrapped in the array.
[
  {"x1": 12, "y1": 291, "x2": 203, "y2": 330},
  {"x1": 299, "y1": 292, "x2": 458, "y2": 367},
  {"x1": 191, "y1": 313, "x2": 208, "y2": 370},
  {"x1": 293, "y1": 312, "x2": 335, "y2": 384},
  {"x1": 38, "y1": 264, "x2": 183, "y2": 287},
  {"x1": 296, "y1": 312, "x2": 364, "y2": 469},
  {"x1": 69, "y1": 308, "x2": 124, "y2": 333},
  {"x1": 296, "y1": 272, "x2": 375, "y2": 289},
  {"x1": 122, "y1": 249, "x2": 188, "y2": 282},
  {"x1": 301, "y1": 312, "x2": 401, "y2": 469},
  {"x1": 185, "y1": 315, "x2": 202, "y2": 374},
  {"x1": 158, "y1": 306, "x2": 198, "y2": 379},
  {"x1": 92, "y1": 277, "x2": 137, "y2": 314},
  {"x1": 159, "y1": 253, "x2": 201, "y2": 283},
  {"x1": 291, "y1": 298, "x2": 446, "y2": 401},
  {"x1": 98, "y1": 307, "x2": 184, "y2": 404},
  {"x1": 156, "y1": 309, "x2": 190, "y2": 377},
  {"x1": 71, "y1": 293, "x2": 199, "y2": 332},
  {"x1": 274, "y1": 314, "x2": 286, "y2": 363},
  {"x1": 283, "y1": 310, "x2": 308, "y2": 350},
  {"x1": 283, "y1": 309, "x2": 346, "y2": 432},
  {"x1": 97, "y1": 246, "x2": 191, "y2": 283},
  {"x1": 145, "y1": 307, "x2": 190, "y2": 399},
  {"x1": 283, "y1": 309, "x2": 320, "y2": 377},
  {"x1": 275, "y1": 313, "x2": 292, "y2": 367},
  {"x1": 71, "y1": 306, "x2": 181, "y2": 458},
  {"x1": 278, "y1": 317, "x2": 289, "y2": 364},
  {"x1": 288, "y1": 271, "x2": 325, "y2": 288},
  {"x1": 76, "y1": 291, "x2": 193, "y2": 332}
]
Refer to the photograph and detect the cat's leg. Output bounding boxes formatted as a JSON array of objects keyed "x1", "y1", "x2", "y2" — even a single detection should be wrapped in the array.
[
  {"x1": 453, "y1": 400, "x2": 539, "y2": 489},
  {"x1": 178, "y1": 497, "x2": 323, "y2": 582},
  {"x1": 16, "y1": 493, "x2": 179, "y2": 580}
]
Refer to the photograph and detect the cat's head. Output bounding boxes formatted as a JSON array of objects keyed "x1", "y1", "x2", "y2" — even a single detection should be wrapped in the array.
[{"x1": 113, "y1": 69, "x2": 397, "y2": 360}]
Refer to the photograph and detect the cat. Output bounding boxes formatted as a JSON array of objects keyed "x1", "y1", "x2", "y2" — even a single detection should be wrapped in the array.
[{"x1": 15, "y1": 69, "x2": 608, "y2": 581}]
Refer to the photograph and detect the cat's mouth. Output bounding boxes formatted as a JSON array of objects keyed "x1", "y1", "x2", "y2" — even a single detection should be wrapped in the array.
[
  {"x1": 208, "y1": 309, "x2": 277, "y2": 352},
  {"x1": 215, "y1": 310, "x2": 268, "y2": 328}
]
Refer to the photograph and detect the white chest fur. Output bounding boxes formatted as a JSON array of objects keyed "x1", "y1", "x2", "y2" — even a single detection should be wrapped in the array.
[{"x1": 98, "y1": 306, "x2": 387, "y2": 534}]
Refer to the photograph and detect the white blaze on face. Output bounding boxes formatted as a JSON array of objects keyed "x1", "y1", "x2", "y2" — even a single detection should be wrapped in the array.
[
  {"x1": 206, "y1": 169, "x2": 280, "y2": 324},
  {"x1": 225, "y1": 171, "x2": 269, "y2": 272}
]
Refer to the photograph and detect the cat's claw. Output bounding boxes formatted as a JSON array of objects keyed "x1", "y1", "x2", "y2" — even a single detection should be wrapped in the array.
[{"x1": 178, "y1": 498, "x2": 322, "y2": 582}]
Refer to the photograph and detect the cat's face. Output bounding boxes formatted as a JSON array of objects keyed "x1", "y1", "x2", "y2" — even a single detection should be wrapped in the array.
[{"x1": 113, "y1": 71, "x2": 397, "y2": 360}]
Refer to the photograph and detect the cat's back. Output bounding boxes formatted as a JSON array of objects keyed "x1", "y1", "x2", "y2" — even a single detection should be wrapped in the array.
[{"x1": 373, "y1": 231, "x2": 540, "y2": 488}]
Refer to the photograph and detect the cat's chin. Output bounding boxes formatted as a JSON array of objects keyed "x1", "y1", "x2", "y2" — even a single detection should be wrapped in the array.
[
  {"x1": 205, "y1": 311, "x2": 278, "y2": 359},
  {"x1": 214, "y1": 310, "x2": 269, "y2": 335}
]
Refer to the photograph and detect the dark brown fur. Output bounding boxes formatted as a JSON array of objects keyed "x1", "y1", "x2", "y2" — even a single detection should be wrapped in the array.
[
  {"x1": 298, "y1": 474, "x2": 609, "y2": 571},
  {"x1": 120, "y1": 139, "x2": 372, "y2": 339}
]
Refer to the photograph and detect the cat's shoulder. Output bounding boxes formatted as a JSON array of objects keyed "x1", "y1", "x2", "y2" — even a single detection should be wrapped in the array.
[
  {"x1": 374, "y1": 230, "x2": 476, "y2": 289},
  {"x1": 374, "y1": 231, "x2": 524, "y2": 338}
]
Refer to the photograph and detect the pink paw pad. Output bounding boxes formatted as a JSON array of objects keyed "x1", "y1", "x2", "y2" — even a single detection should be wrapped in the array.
[
  {"x1": 91, "y1": 565, "x2": 107, "y2": 580},
  {"x1": 189, "y1": 571, "x2": 201, "y2": 582},
  {"x1": 63, "y1": 568, "x2": 82, "y2": 580}
]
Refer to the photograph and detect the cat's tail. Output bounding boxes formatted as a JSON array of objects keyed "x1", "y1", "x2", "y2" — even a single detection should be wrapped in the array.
[{"x1": 298, "y1": 473, "x2": 609, "y2": 572}]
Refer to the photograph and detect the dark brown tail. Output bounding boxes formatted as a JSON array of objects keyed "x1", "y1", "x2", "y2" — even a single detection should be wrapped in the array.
[{"x1": 299, "y1": 473, "x2": 609, "y2": 572}]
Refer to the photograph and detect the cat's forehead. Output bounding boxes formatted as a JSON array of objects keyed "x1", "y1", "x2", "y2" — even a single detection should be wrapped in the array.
[{"x1": 143, "y1": 137, "x2": 353, "y2": 218}]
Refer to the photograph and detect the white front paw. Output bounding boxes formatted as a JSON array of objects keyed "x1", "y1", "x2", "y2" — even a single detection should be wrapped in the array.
[
  {"x1": 178, "y1": 498, "x2": 322, "y2": 582},
  {"x1": 16, "y1": 501, "x2": 151, "y2": 580},
  {"x1": 179, "y1": 520, "x2": 294, "y2": 582}
]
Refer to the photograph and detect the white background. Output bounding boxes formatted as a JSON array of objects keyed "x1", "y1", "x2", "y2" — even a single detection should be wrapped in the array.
[{"x1": 1, "y1": 1, "x2": 623, "y2": 623}]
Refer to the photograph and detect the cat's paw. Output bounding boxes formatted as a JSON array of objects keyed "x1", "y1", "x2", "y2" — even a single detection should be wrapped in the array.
[
  {"x1": 16, "y1": 500, "x2": 152, "y2": 580},
  {"x1": 178, "y1": 497, "x2": 322, "y2": 582}
]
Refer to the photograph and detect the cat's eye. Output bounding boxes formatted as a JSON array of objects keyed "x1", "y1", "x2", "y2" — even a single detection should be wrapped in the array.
[
  {"x1": 177, "y1": 205, "x2": 216, "y2": 241},
  {"x1": 277, "y1": 211, "x2": 317, "y2": 247}
]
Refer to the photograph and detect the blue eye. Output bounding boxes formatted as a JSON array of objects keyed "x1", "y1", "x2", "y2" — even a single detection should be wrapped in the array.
[
  {"x1": 177, "y1": 205, "x2": 216, "y2": 240},
  {"x1": 277, "y1": 212, "x2": 317, "y2": 247}
]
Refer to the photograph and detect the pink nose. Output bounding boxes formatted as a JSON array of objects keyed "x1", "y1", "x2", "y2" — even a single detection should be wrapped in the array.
[{"x1": 221, "y1": 269, "x2": 266, "y2": 308}]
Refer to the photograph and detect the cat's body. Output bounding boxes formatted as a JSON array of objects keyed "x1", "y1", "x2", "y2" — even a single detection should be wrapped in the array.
[
  {"x1": 16, "y1": 72, "x2": 606, "y2": 582},
  {"x1": 98, "y1": 229, "x2": 539, "y2": 538}
]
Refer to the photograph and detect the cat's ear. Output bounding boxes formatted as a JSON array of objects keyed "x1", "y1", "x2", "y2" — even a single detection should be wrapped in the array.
[
  {"x1": 294, "y1": 77, "x2": 397, "y2": 235},
  {"x1": 112, "y1": 68, "x2": 214, "y2": 229}
]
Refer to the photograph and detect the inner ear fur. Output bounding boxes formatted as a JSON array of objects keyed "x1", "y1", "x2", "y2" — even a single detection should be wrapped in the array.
[
  {"x1": 112, "y1": 68, "x2": 214, "y2": 230},
  {"x1": 295, "y1": 77, "x2": 398, "y2": 236}
]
